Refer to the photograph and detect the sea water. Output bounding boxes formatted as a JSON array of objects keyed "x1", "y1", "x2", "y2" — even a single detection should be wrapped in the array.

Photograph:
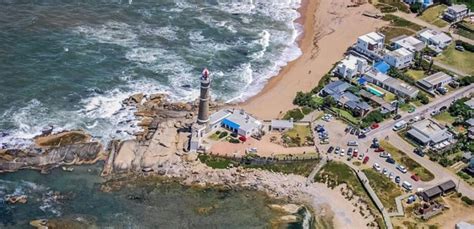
[
  {"x1": 0, "y1": 165, "x2": 311, "y2": 228},
  {"x1": 0, "y1": 0, "x2": 302, "y2": 147}
]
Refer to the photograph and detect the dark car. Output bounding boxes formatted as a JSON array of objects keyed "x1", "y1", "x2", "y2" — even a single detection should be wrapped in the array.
[
  {"x1": 395, "y1": 176, "x2": 401, "y2": 183},
  {"x1": 350, "y1": 128, "x2": 356, "y2": 135},
  {"x1": 358, "y1": 133, "x2": 366, "y2": 139},
  {"x1": 414, "y1": 148, "x2": 425, "y2": 157},
  {"x1": 439, "y1": 106, "x2": 447, "y2": 112},
  {"x1": 386, "y1": 157, "x2": 395, "y2": 164},
  {"x1": 393, "y1": 114, "x2": 402, "y2": 120},
  {"x1": 327, "y1": 146, "x2": 334, "y2": 154}
]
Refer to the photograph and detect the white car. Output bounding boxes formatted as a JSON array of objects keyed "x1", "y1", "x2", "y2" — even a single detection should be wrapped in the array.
[
  {"x1": 340, "y1": 149, "x2": 345, "y2": 156},
  {"x1": 373, "y1": 163, "x2": 381, "y2": 172},
  {"x1": 397, "y1": 165, "x2": 408, "y2": 173},
  {"x1": 358, "y1": 153, "x2": 364, "y2": 160}
]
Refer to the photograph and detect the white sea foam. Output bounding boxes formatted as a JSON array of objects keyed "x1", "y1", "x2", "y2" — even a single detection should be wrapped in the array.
[{"x1": 74, "y1": 21, "x2": 138, "y2": 47}]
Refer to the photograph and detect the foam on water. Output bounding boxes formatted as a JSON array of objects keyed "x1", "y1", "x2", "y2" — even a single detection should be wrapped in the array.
[{"x1": 0, "y1": 0, "x2": 303, "y2": 147}]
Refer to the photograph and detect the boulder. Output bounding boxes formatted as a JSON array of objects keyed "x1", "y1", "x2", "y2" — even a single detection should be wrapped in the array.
[
  {"x1": 34, "y1": 131, "x2": 91, "y2": 148},
  {"x1": 129, "y1": 93, "x2": 144, "y2": 104}
]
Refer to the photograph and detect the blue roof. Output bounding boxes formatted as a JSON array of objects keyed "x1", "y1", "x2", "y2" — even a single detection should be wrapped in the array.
[
  {"x1": 222, "y1": 118, "x2": 240, "y2": 130},
  {"x1": 358, "y1": 78, "x2": 367, "y2": 85},
  {"x1": 374, "y1": 61, "x2": 390, "y2": 74}
]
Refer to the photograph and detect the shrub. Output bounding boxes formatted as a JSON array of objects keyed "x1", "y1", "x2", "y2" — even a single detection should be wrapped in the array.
[
  {"x1": 416, "y1": 93, "x2": 429, "y2": 105},
  {"x1": 455, "y1": 40, "x2": 474, "y2": 52},
  {"x1": 362, "y1": 110, "x2": 385, "y2": 125},
  {"x1": 215, "y1": 131, "x2": 221, "y2": 135},
  {"x1": 311, "y1": 74, "x2": 332, "y2": 94},
  {"x1": 218, "y1": 131, "x2": 228, "y2": 139},
  {"x1": 301, "y1": 106, "x2": 313, "y2": 115},
  {"x1": 283, "y1": 108, "x2": 305, "y2": 121},
  {"x1": 410, "y1": 2, "x2": 422, "y2": 13},
  {"x1": 461, "y1": 196, "x2": 474, "y2": 205},
  {"x1": 458, "y1": 75, "x2": 474, "y2": 87},
  {"x1": 229, "y1": 138, "x2": 240, "y2": 144}
]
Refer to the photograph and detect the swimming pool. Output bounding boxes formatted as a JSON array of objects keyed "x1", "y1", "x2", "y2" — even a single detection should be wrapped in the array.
[{"x1": 366, "y1": 86, "x2": 385, "y2": 97}]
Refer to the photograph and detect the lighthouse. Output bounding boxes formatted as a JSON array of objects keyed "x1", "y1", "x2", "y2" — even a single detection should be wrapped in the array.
[{"x1": 197, "y1": 68, "x2": 210, "y2": 125}]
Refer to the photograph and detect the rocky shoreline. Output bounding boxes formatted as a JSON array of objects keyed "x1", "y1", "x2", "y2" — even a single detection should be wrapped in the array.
[{"x1": 0, "y1": 93, "x2": 371, "y2": 228}]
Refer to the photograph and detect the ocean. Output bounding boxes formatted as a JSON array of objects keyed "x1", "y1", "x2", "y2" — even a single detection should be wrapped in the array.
[
  {"x1": 0, "y1": 0, "x2": 302, "y2": 147},
  {"x1": 0, "y1": 164, "x2": 312, "y2": 228}
]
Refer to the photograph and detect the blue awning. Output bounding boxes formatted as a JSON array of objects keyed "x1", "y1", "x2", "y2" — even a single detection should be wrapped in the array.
[
  {"x1": 358, "y1": 78, "x2": 367, "y2": 85},
  {"x1": 222, "y1": 118, "x2": 240, "y2": 130},
  {"x1": 374, "y1": 61, "x2": 390, "y2": 74}
]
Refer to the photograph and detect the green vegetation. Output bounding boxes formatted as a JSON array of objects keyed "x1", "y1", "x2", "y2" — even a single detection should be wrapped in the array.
[
  {"x1": 405, "y1": 69, "x2": 425, "y2": 81},
  {"x1": 435, "y1": 43, "x2": 474, "y2": 75},
  {"x1": 198, "y1": 154, "x2": 235, "y2": 169},
  {"x1": 384, "y1": 91, "x2": 397, "y2": 102},
  {"x1": 364, "y1": 169, "x2": 403, "y2": 211},
  {"x1": 418, "y1": 5, "x2": 449, "y2": 28},
  {"x1": 382, "y1": 14, "x2": 424, "y2": 31},
  {"x1": 283, "y1": 125, "x2": 313, "y2": 147},
  {"x1": 380, "y1": 140, "x2": 435, "y2": 181},
  {"x1": 332, "y1": 107, "x2": 360, "y2": 125},
  {"x1": 433, "y1": 111, "x2": 456, "y2": 125},
  {"x1": 362, "y1": 110, "x2": 385, "y2": 127},
  {"x1": 244, "y1": 160, "x2": 318, "y2": 177},
  {"x1": 455, "y1": 21, "x2": 474, "y2": 40},
  {"x1": 376, "y1": 0, "x2": 410, "y2": 13},
  {"x1": 301, "y1": 106, "x2": 313, "y2": 115},
  {"x1": 399, "y1": 103, "x2": 416, "y2": 112},
  {"x1": 416, "y1": 92, "x2": 430, "y2": 105},
  {"x1": 452, "y1": 0, "x2": 474, "y2": 10},
  {"x1": 457, "y1": 171, "x2": 474, "y2": 186},
  {"x1": 448, "y1": 97, "x2": 473, "y2": 120},
  {"x1": 283, "y1": 108, "x2": 305, "y2": 121},
  {"x1": 388, "y1": 67, "x2": 416, "y2": 85},
  {"x1": 461, "y1": 196, "x2": 474, "y2": 205},
  {"x1": 272, "y1": 153, "x2": 318, "y2": 160},
  {"x1": 379, "y1": 27, "x2": 415, "y2": 43}
]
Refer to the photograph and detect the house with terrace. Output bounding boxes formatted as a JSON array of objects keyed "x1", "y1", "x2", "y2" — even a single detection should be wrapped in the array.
[
  {"x1": 390, "y1": 35, "x2": 426, "y2": 52},
  {"x1": 363, "y1": 70, "x2": 420, "y2": 99},
  {"x1": 443, "y1": 4, "x2": 470, "y2": 22},
  {"x1": 383, "y1": 47, "x2": 414, "y2": 69},
  {"x1": 354, "y1": 32, "x2": 385, "y2": 61},
  {"x1": 417, "y1": 29, "x2": 452, "y2": 53},
  {"x1": 334, "y1": 54, "x2": 370, "y2": 80},
  {"x1": 416, "y1": 72, "x2": 453, "y2": 93}
]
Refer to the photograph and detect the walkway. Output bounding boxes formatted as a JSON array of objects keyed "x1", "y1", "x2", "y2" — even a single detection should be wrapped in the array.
[
  {"x1": 389, "y1": 193, "x2": 411, "y2": 217},
  {"x1": 306, "y1": 157, "x2": 328, "y2": 184},
  {"x1": 356, "y1": 170, "x2": 393, "y2": 229}
]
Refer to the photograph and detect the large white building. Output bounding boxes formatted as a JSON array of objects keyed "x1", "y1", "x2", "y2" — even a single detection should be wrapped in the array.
[
  {"x1": 383, "y1": 47, "x2": 414, "y2": 69},
  {"x1": 390, "y1": 35, "x2": 426, "y2": 52},
  {"x1": 208, "y1": 109, "x2": 262, "y2": 137},
  {"x1": 334, "y1": 55, "x2": 369, "y2": 80},
  {"x1": 355, "y1": 32, "x2": 385, "y2": 60},
  {"x1": 364, "y1": 70, "x2": 420, "y2": 99},
  {"x1": 417, "y1": 72, "x2": 453, "y2": 92},
  {"x1": 407, "y1": 119, "x2": 454, "y2": 147},
  {"x1": 443, "y1": 4, "x2": 470, "y2": 22},
  {"x1": 417, "y1": 29, "x2": 452, "y2": 50}
]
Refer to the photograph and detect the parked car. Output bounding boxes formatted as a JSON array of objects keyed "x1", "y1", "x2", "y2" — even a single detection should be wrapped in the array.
[
  {"x1": 430, "y1": 110, "x2": 439, "y2": 116},
  {"x1": 350, "y1": 128, "x2": 356, "y2": 135},
  {"x1": 382, "y1": 168, "x2": 388, "y2": 175},
  {"x1": 327, "y1": 146, "x2": 334, "y2": 154},
  {"x1": 402, "y1": 181, "x2": 413, "y2": 191},
  {"x1": 389, "y1": 172, "x2": 394, "y2": 179},
  {"x1": 352, "y1": 151, "x2": 358, "y2": 158},
  {"x1": 380, "y1": 152, "x2": 391, "y2": 158},
  {"x1": 358, "y1": 133, "x2": 366, "y2": 139},
  {"x1": 397, "y1": 165, "x2": 408, "y2": 173},
  {"x1": 395, "y1": 176, "x2": 401, "y2": 183},
  {"x1": 439, "y1": 106, "x2": 447, "y2": 112},
  {"x1": 363, "y1": 156, "x2": 370, "y2": 164},
  {"x1": 414, "y1": 148, "x2": 424, "y2": 157},
  {"x1": 373, "y1": 163, "x2": 381, "y2": 171},
  {"x1": 347, "y1": 156, "x2": 352, "y2": 161},
  {"x1": 455, "y1": 45, "x2": 465, "y2": 52},
  {"x1": 320, "y1": 139, "x2": 329, "y2": 144},
  {"x1": 370, "y1": 123, "x2": 379, "y2": 129},
  {"x1": 347, "y1": 140, "x2": 358, "y2": 146},
  {"x1": 411, "y1": 174, "x2": 420, "y2": 182},
  {"x1": 407, "y1": 195, "x2": 416, "y2": 204},
  {"x1": 386, "y1": 157, "x2": 395, "y2": 164},
  {"x1": 335, "y1": 146, "x2": 340, "y2": 154},
  {"x1": 347, "y1": 149, "x2": 352, "y2": 156},
  {"x1": 374, "y1": 147, "x2": 384, "y2": 152},
  {"x1": 340, "y1": 149, "x2": 345, "y2": 156},
  {"x1": 358, "y1": 153, "x2": 364, "y2": 160},
  {"x1": 437, "y1": 87, "x2": 447, "y2": 95},
  {"x1": 393, "y1": 114, "x2": 402, "y2": 120},
  {"x1": 348, "y1": 147, "x2": 353, "y2": 154}
]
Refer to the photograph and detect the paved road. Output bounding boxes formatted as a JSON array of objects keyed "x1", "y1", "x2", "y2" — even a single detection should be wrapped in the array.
[{"x1": 368, "y1": 84, "x2": 474, "y2": 137}]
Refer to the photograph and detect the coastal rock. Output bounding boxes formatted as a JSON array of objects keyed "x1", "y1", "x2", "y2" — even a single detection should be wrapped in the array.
[
  {"x1": 128, "y1": 93, "x2": 145, "y2": 104},
  {"x1": 278, "y1": 215, "x2": 299, "y2": 223},
  {"x1": 5, "y1": 194, "x2": 28, "y2": 204},
  {"x1": 34, "y1": 131, "x2": 91, "y2": 148},
  {"x1": 269, "y1": 204, "x2": 302, "y2": 214}
]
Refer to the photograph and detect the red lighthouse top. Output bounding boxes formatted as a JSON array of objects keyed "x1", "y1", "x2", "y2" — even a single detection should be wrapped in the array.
[{"x1": 202, "y1": 68, "x2": 209, "y2": 80}]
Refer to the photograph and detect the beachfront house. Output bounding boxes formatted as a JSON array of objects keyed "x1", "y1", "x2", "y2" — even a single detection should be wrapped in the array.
[
  {"x1": 334, "y1": 55, "x2": 369, "y2": 80},
  {"x1": 320, "y1": 80, "x2": 352, "y2": 97},
  {"x1": 363, "y1": 70, "x2": 419, "y2": 99},
  {"x1": 443, "y1": 4, "x2": 470, "y2": 22},
  {"x1": 403, "y1": 0, "x2": 433, "y2": 8},
  {"x1": 416, "y1": 72, "x2": 453, "y2": 92},
  {"x1": 407, "y1": 119, "x2": 454, "y2": 147},
  {"x1": 390, "y1": 35, "x2": 426, "y2": 52},
  {"x1": 321, "y1": 80, "x2": 372, "y2": 117},
  {"x1": 355, "y1": 32, "x2": 385, "y2": 60},
  {"x1": 383, "y1": 48, "x2": 414, "y2": 69},
  {"x1": 417, "y1": 29, "x2": 452, "y2": 51},
  {"x1": 270, "y1": 119, "x2": 294, "y2": 132}
]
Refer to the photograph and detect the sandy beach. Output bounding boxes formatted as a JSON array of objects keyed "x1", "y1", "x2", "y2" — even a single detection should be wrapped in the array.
[{"x1": 239, "y1": 0, "x2": 387, "y2": 119}]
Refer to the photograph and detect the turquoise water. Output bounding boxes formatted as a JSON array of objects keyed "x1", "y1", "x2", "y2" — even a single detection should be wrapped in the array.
[
  {"x1": 0, "y1": 165, "x2": 309, "y2": 228},
  {"x1": 0, "y1": 0, "x2": 302, "y2": 147},
  {"x1": 366, "y1": 86, "x2": 385, "y2": 97}
]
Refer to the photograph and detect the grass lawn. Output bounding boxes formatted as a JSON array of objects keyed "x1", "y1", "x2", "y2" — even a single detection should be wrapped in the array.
[
  {"x1": 198, "y1": 154, "x2": 235, "y2": 169},
  {"x1": 283, "y1": 125, "x2": 312, "y2": 146},
  {"x1": 379, "y1": 27, "x2": 416, "y2": 44},
  {"x1": 405, "y1": 69, "x2": 425, "y2": 81},
  {"x1": 433, "y1": 111, "x2": 456, "y2": 125},
  {"x1": 377, "y1": 0, "x2": 410, "y2": 13},
  {"x1": 435, "y1": 43, "x2": 474, "y2": 75},
  {"x1": 364, "y1": 169, "x2": 403, "y2": 212},
  {"x1": 332, "y1": 107, "x2": 360, "y2": 125},
  {"x1": 382, "y1": 14, "x2": 424, "y2": 31},
  {"x1": 384, "y1": 91, "x2": 397, "y2": 102},
  {"x1": 273, "y1": 153, "x2": 318, "y2": 160},
  {"x1": 380, "y1": 140, "x2": 435, "y2": 181},
  {"x1": 418, "y1": 5, "x2": 449, "y2": 28},
  {"x1": 399, "y1": 103, "x2": 416, "y2": 112},
  {"x1": 312, "y1": 96, "x2": 324, "y2": 106},
  {"x1": 244, "y1": 160, "x2": 318, "y2": 177},
  {"x1": 455, "y1": 21, "x2": 474, "y2": 40}
]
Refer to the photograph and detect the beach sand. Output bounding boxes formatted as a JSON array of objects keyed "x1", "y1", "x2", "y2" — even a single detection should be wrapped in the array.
[{"x1": 239, "y1": 0, "x2": 388, "y2": 119}]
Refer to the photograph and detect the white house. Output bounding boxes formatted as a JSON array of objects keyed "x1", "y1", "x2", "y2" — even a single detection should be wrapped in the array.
[
  {"x1": 443, "y1": 4, "x2": 470, "y2": 22},
  {"x1": 417, "y1": 72, "x2": 453, "y2": 91},
  {"x1": 383, "y1": 48, "x2": 414, "y2": 69},
  {"x1": 364, "y1": 70, "x2": 420, "y2": 99},
  {"x1": 355, "y1": 32, "x2": 385, "y2": 60},
  {"x1": 391, "y1": 35, "x2": 426, "y2": 52},
  {"x1": 334, "y1": 55, "x2": 369, "y2": 80},
  {"x1": 208, "y1": 109, "x2": 262, "y2": 137},
  {"x1": 417, "y1": 29, "x2": 452, "y2": 49}
]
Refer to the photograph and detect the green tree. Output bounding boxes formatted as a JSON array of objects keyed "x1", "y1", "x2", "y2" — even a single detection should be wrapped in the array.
[{"x1": 416, "y1": 93, "x2": 429, "y2": 105}]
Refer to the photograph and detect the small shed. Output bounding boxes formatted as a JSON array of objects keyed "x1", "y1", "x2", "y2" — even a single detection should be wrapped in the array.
[
  {"x1": 420, "y1": 186, "x2": 442, "y2": 201},
  {"x1": 439, "y1": 180, "x2": 456, "y2": 194},
  {"x1": 271, "y1": 119, "x2": 294, "y2": 131}
]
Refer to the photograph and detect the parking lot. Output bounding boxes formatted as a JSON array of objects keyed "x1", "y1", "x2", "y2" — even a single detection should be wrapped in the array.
[{"x1": 313, "y1": 116, "x2": 425, "y2": 192}]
